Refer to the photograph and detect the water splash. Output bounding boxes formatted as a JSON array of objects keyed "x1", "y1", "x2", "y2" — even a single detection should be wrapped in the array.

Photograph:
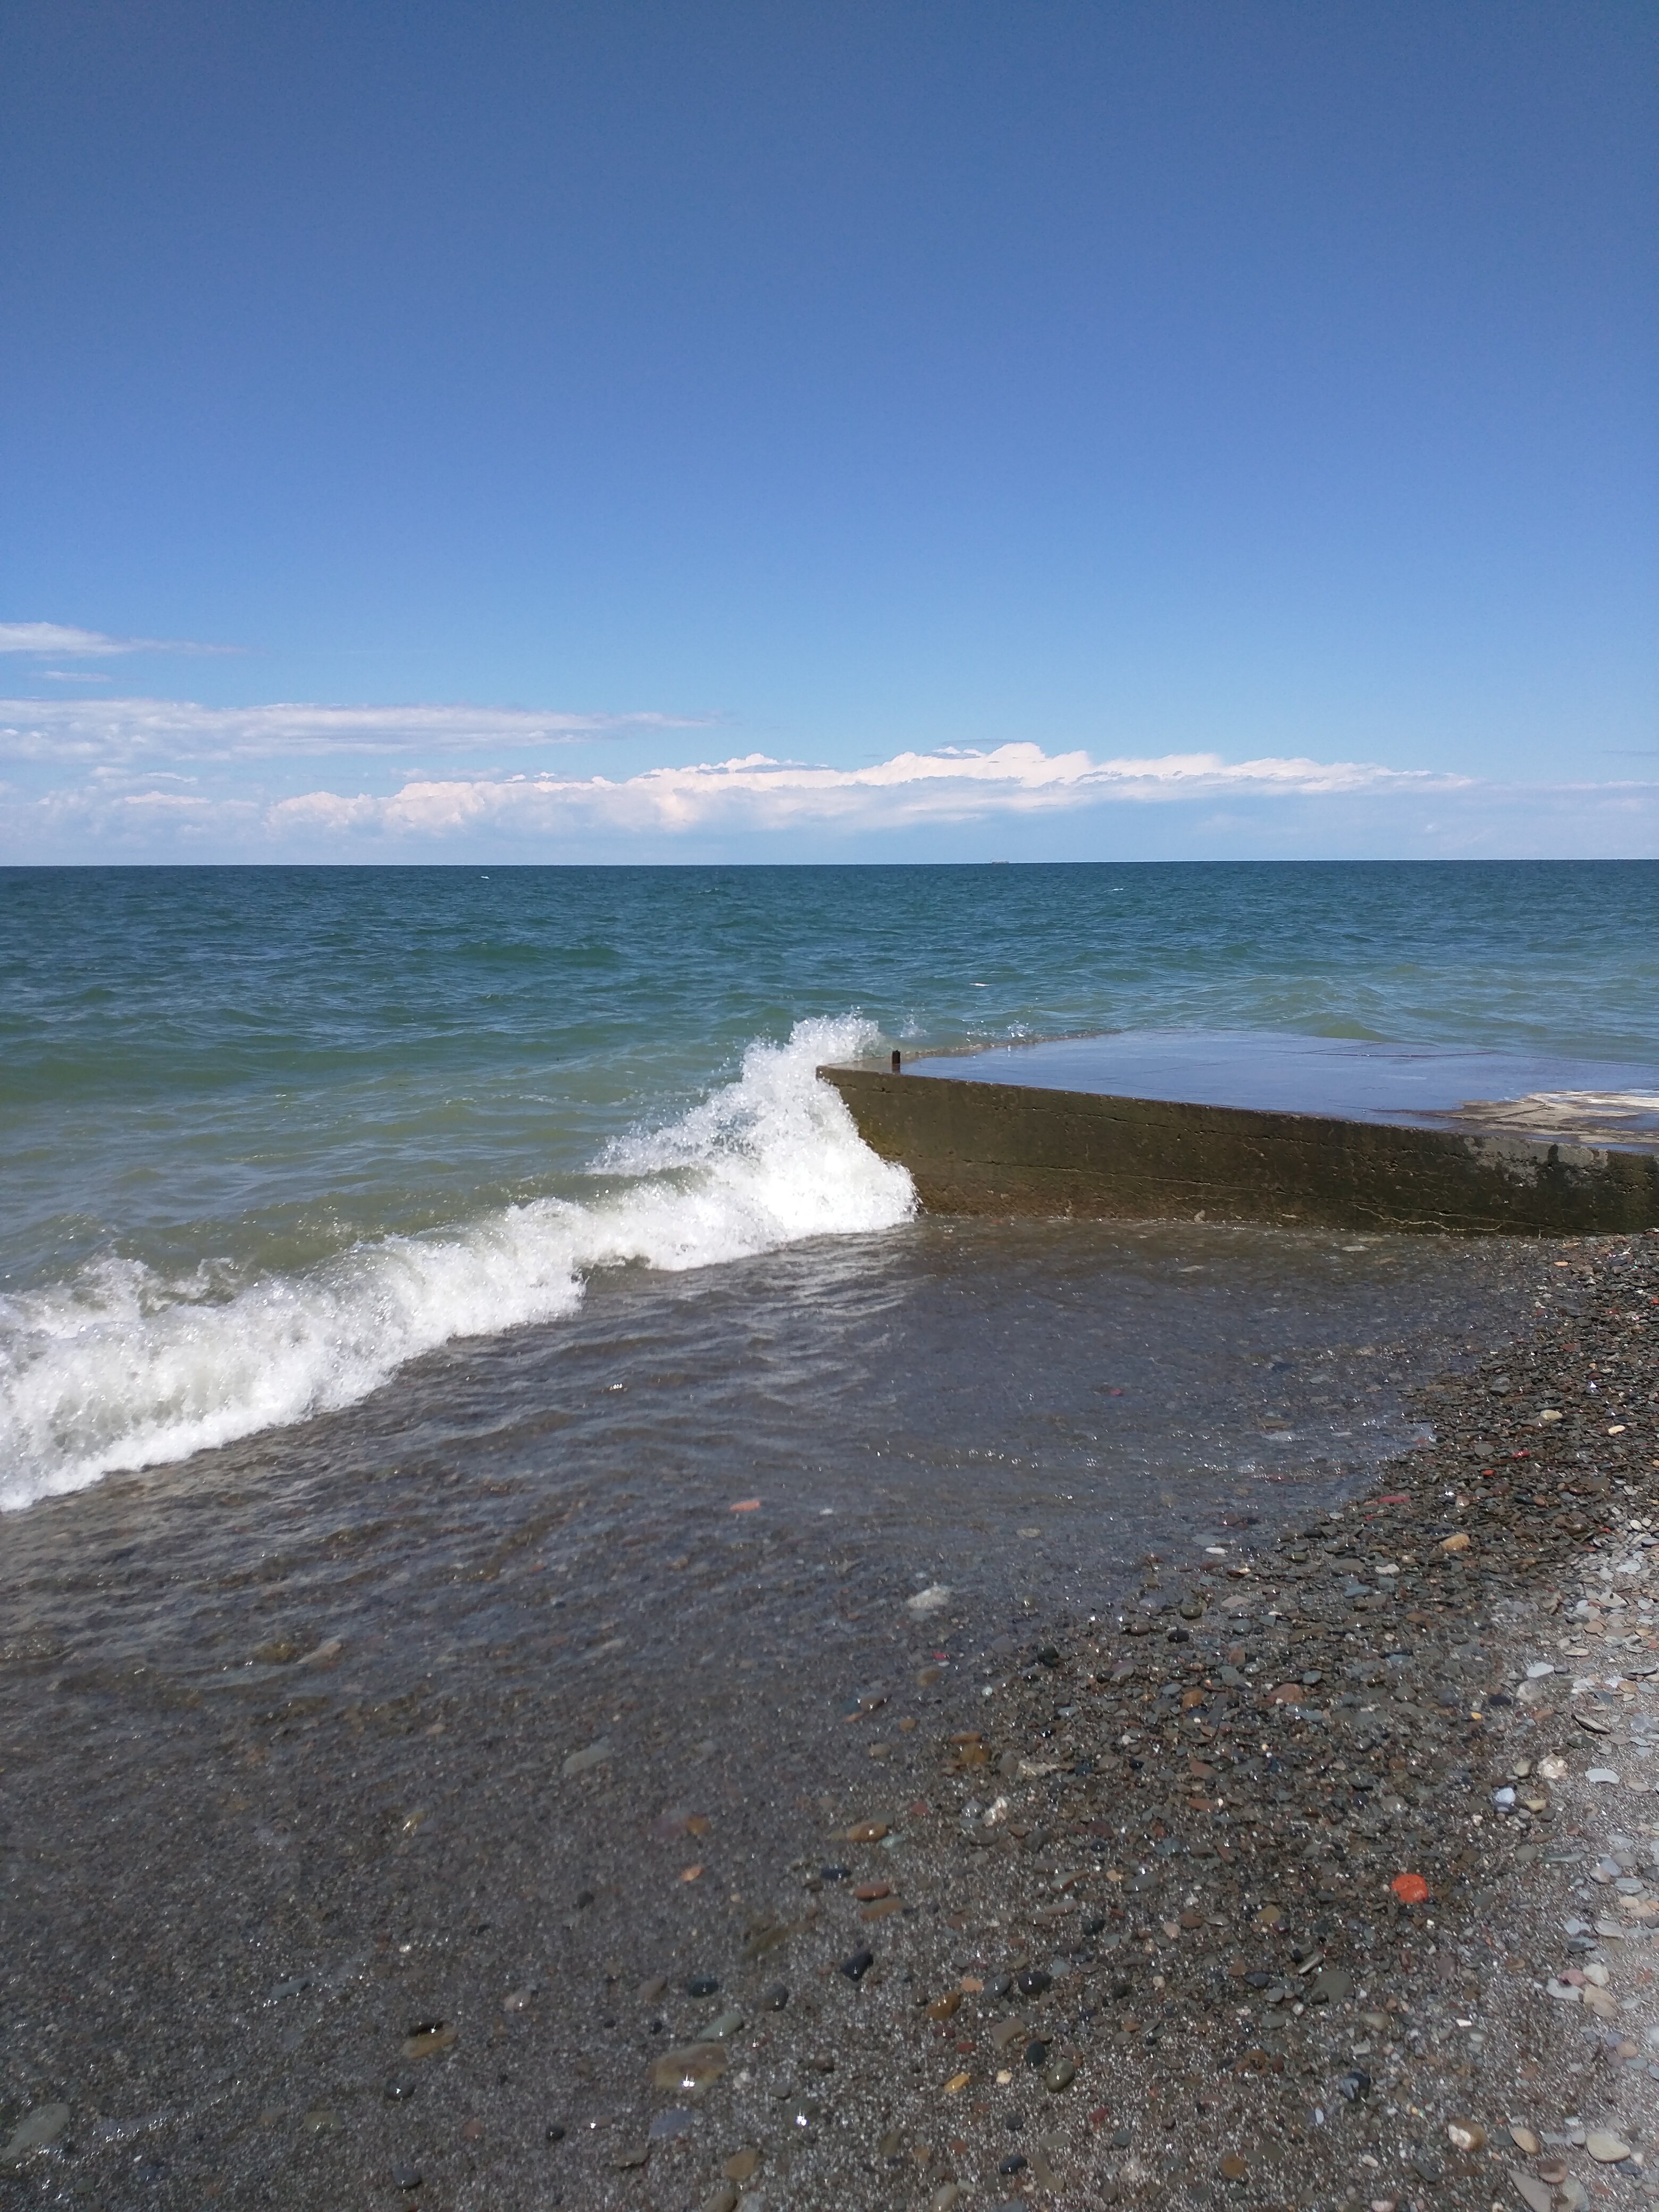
[{"x1": 0, "y1": 1016, "x2": 912, "y2": 1510}]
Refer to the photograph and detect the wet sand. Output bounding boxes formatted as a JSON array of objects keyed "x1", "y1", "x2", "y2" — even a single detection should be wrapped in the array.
[{"x1": 2, "y1": 1231, "x2": 1656, "y2": 2209}]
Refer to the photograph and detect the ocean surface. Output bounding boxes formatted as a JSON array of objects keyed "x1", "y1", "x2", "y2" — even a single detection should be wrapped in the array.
[{"x1": 3, "y1": 860, "x2": 1656, "y2": 1523}]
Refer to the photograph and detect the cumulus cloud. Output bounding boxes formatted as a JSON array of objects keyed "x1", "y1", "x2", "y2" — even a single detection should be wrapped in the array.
[
  {"x1": 8, "y1": 712, "x2": 1653, "y2": 860},
  {"x1": 0, "y1": 621, "x2": 235, "y2": 658},
  {"x1": 262, "y1": 742, "x2": 1464, "y2": 842},
  {"x1": 0, "y1": 696, "x2": 705, "y2": 766}
]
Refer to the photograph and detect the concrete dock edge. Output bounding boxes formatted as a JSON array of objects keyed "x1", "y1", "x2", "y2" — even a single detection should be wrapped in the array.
[{"x1": 819, "y1": 1065, "x2": 1659, "y2": 1235}]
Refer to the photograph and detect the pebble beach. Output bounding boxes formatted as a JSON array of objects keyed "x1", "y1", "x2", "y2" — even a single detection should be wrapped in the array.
[{"x1": 3, "y1": 1228, "x2": 1657, "y2": 2209}]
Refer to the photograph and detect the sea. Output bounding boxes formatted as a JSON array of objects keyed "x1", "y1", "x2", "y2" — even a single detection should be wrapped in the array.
[
  {"x1": 3, "y1": 861, "x2": 1657, "y2": 1534},
  {"x1": 3, "y1": 860, "x2": 1654, "y2": 2200}
]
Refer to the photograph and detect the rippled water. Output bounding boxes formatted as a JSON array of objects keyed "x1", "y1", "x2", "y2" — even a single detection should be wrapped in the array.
[
  {"x1": 2, "y1": 859, "x2": 1651, "y2": 1510},
  {"x1": 4, "y1": 1217, "x2": 1544, "y2": 1705}
]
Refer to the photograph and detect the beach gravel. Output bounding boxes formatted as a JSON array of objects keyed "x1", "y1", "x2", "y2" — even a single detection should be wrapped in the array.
[{"x1": 0, "y1": 1234, "x2": 1656, "y2": 2207}]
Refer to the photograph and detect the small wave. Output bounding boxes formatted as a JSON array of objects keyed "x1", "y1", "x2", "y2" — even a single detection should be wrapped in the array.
[{"x1": 0, "y1": 1016, "x2": 913, "y2": 1511}]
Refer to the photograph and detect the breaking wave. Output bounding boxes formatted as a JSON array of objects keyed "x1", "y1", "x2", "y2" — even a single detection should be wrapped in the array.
[{"x1": 0, "y1": 1017, "x2": 912, "y2": 1511}]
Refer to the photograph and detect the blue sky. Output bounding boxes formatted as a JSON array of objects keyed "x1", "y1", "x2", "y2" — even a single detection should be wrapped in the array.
[{"x1": 1, "y1": 0, "x2": 1654, "y2": 861}]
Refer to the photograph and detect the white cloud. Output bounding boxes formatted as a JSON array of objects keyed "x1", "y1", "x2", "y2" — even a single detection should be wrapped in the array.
[
  {"x1": 0, "y1": 696, "x2": 704, "y2": 765},
  {"x1": 5, "y1": 716, "x2": 1654, "y2": 860},
  {"x1": 0, "y1": 622, "x2": 236, "y2": 657},
  {"x1": 263, "y1": 741, "x2": 1464, "y2": 841}
]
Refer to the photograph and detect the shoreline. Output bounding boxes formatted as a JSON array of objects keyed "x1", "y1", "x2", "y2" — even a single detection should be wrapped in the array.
[{"x1": 1, "y1": 1231, "x2": 1655, "y2": 2209}]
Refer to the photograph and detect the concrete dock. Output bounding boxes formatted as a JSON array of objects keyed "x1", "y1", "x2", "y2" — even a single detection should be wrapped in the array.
[{"x1": 820, "y1": 1031, "x2": 1659, "y2": 1235}]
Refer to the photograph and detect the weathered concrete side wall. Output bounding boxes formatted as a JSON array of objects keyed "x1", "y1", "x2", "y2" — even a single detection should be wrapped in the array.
[{"x1": 819, "y1": 1067, "x2": 1659, "y2": 1235}]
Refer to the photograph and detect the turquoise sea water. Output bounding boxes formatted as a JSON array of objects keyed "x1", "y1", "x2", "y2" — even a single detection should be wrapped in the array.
[{"x1": 3, "y1": 860, "x2": 1656, "y2": 1510}]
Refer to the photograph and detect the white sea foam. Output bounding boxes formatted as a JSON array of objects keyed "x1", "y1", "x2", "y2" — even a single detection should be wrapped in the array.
[{"x1": 0, "y1": 1016, "x2": 912, "y2": 1511}]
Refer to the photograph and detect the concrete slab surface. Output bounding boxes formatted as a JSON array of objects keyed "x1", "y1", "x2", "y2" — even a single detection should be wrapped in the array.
[{"x1": 903, "y1": 1030, "x2": 1659, "y2": 1149}]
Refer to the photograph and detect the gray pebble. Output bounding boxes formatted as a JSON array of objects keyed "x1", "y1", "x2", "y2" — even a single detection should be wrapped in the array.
[{"x1": 1, "y1": 2105, "x2": 71, "y2": 2166}]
